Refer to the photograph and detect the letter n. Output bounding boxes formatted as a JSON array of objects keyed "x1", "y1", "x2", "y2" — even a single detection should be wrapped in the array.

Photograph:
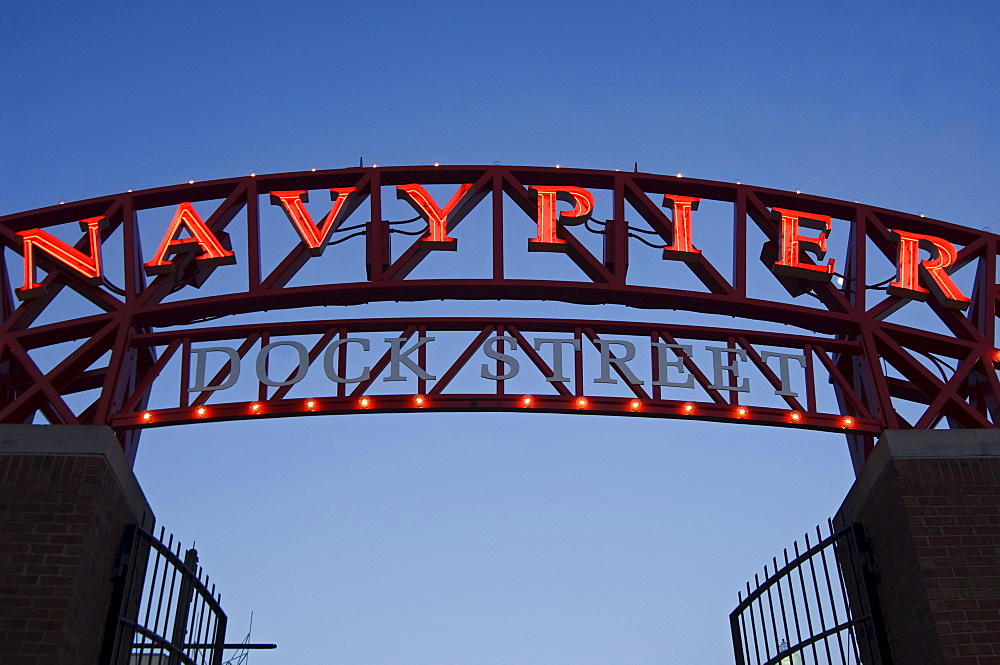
[{"x1": 16, "y1": 216, "x2": 106, "y2": 299}]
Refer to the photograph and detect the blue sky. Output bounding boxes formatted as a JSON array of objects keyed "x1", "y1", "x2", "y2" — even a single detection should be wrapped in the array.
[{"x1": 3, "y1": 1, "x2": 998, "y2": 664}]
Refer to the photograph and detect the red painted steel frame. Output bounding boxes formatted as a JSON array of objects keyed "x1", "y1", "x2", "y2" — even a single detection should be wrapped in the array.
[{"x1": 1, "y1": 165, "x2": 997, "y2": 472}]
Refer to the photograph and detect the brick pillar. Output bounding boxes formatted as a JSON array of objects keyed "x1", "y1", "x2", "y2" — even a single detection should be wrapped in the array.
[
  {"x1": 837, "y1": 429, "x2": 1000, "y2": 665},
  {"x1": 0, "y1": 425, "x2": 154, "y2": 665}
]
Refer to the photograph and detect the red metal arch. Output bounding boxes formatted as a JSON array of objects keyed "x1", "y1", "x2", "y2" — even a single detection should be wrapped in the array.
[{"x1": 1, "y1": 165, "x2": 997, "y2": 470}]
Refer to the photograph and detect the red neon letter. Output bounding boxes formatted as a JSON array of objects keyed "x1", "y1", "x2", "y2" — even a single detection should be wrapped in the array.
[
  {"x1": 771, "y1": 208, "x2": 835, "y2": 280},
  {"x1": 143, "y1": 203, "x2": 236, "y2": 276},
  {"x1": 16, "y1": 216, "x2": 105, "y2": 299},
  {"x1": 396, "y1": 183, "x2": 474, "y2": 249},
  {"x1": 662, "y1": 195, "x2": 701, "y2": 261},
  {"x1": 527, "y1": 186, "x2": 594, "y2": 249},
  {"x1": 270, "y1": 188, "x2": 357, "y2": 256},
  {"x1": 888, "y1": 230, "x2": 970, "y2": 310}
]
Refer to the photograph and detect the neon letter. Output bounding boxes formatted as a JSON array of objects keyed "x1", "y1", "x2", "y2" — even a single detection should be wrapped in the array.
[
  {"x1": 396, "y1": 183, "x2": 474, "y2": 249},
  {"x1": 384, "y1": 336, "x2": 436, "y2": 382},
  {"x1": 189, "y1": 346, "x2": 241, "y2": 392},
  {"x1": 270, "y1": 188, "x2": 357, "y2": 256},
  {"x1": 771, "y1": 208, "x2": 835, "y2": 280},
  {"x1": 662, "y1": 196, "x2": 701, "y2": 261},
  {"x1": 527, "y1": 186, "x2": 594, "y2": 249},
  {"x1": 888, "y1": 230, "x2": 970, "y2": 310},
  {"x1": 143, "y1": 203, "x2": 236, "y2": 276},
  {"x1": 481, "y1": 335, "x2": 520, "y2": 380},
  {"x1": 593, "y1": 339, "x2": 644, "y2": 385},
  {"x1": 16, "y1": 216, "x2": 105, "y2": 298}
]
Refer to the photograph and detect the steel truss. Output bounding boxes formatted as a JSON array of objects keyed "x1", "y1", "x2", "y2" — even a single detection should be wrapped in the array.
[{"x1": 1, "y1": 165, "x2": 997, "y2": 469}]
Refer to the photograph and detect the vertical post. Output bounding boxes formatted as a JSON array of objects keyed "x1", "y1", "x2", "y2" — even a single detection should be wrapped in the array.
[
  {"x1": 492, "y1": 172, "x2": 504, "y2": 281},
  {"x1": 604, "y1": 173, "x2": 628, "y2": 284},
  {"x1": 246, "y1": 177, "x2": 261, "y2": 291},
  {"x1": 169, "y1": 548, "x2": 199, "y2": 665},
  {"x1": 730, "y1": 609, "x2": 747, "y2": 665},
  {"x1": 365, "y1": 170, "x2": 389, "y2": 281},
  {"x1": 733, "y1": 186, "x2": 747, "y2": 297}
]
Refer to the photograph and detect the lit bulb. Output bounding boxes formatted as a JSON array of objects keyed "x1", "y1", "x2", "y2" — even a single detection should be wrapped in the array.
[
  {"x1": 433, "y1": 162, "x2": 440, "y2": 167},
  {"x1": 359, "y1": 396, "x2": 371, "y2": 409},
  {"x1": 521, "y1": 395, "x2": 533, "y2": 408},
  {"x1": 196, "y1": 406, "x2": 207, "y2": 418},
  {"x1": 576, "y1": 397, "x2": 588, "y2": 410},
  {"x1": 142, "y1": 412, "x2": 152, "y2": 422},
  {"x1": 842, "y1": 416, "x2": 855, "y2": 429},
  {"x1": 676, "y1": 172, "x2": 683, "y2": 178},
  {"x1": 414, "y1": 395, "x2": 426, "y2": 407},
  {"x1": 736, "y1": 406, "x2": 748, "y2": 419},
  {"x1": 789, "y1": 411, "x2": 801, "y2": 423},
  {"x1": 251, "y1": 402, "x2": 261, "y2": 414},
  {"x1": 249, "y1": 172, "x2": 256, "y2": 177},
  {"x1": 629, "y1": 400, "x2": 641, "y2": 412},
  {"x1": 188, "y1": 179, "x2": 194, "y2": 184},
  {"x1": 682, "y1": 403, "x2": 694, "y2": 415},
  {"x1": 305, "y1": 399, "x2": 316, "y2": 411}
]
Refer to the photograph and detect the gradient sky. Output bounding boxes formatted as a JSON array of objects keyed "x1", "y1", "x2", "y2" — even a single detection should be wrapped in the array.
[{"x1": 3, "y1": 2, "x2": 998, "y2": 664}]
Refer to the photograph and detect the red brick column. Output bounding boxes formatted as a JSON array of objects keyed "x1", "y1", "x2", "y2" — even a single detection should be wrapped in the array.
[
  {"x1": 838, "y1": 429, "x2": 1000, "y2": 665},
  {"x1": 0, "y1": 425, "x2": 153, "y2": 665}
]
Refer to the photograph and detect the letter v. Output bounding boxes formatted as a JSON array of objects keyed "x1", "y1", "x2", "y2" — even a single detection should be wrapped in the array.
[{"x1": 270, "y1": 188, "x2": 357, "y2": 256}]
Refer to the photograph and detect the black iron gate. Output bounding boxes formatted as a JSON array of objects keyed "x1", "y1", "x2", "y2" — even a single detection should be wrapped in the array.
[
  {"x1": 100, "y1": 525, "x2": 228, "y2": 665},
  {"x1": 730, "y1": 521, "x2": 891, "y2": 665}
]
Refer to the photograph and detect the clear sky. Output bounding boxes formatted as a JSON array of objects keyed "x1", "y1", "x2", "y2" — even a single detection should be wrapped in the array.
[{"x1": 3, "y1": 2, "x2": 998, "y2": 664}]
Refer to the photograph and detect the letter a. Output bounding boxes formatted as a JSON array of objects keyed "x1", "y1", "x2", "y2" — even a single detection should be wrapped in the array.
[{"x1": 143, "y1": 202, "x2": 236, "y2": 276}]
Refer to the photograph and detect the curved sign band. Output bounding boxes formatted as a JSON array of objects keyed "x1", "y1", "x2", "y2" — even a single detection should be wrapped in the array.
[{"x1": 1, "y1": 165, "x2": 996, "y2": 470}]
